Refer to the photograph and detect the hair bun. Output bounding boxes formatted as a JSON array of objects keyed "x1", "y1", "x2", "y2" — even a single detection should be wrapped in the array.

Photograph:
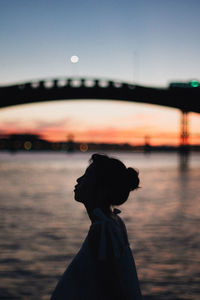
[{"x1": 126, "y1": 167, "x2": 140, "y2": 191}]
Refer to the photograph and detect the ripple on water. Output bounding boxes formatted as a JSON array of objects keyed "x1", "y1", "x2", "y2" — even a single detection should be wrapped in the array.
[{"x1": 0, "y1": 152, "x2": 200, "y2": 299}]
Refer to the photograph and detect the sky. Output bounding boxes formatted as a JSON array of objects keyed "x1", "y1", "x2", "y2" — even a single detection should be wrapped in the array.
[{"x1": 0, "y1": 0, "x2": 200, "y2": 145}]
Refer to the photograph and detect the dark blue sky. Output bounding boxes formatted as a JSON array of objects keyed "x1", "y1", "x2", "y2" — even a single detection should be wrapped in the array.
[{"x1": 1, "y1": 0, "x2": 200, "y2": 86}]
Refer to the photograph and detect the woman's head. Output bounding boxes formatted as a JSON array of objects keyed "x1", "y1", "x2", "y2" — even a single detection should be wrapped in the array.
[{"x1": 74, "y1": 153, "x2": 140, "y2": 209}]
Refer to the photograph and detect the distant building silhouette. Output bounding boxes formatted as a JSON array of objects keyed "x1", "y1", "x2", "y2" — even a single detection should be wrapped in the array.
[
  {"x1": 0, "y1": 134, "x2": 51, "y2": 152},
  {"x1": 144, "y1": 135, "x2": 151, "y2": 153},
  {"x1": 66, "y1": 134, "x2": 75, "y2": 152},
  {"x1": 0, "y1": 133, "x2": 199, "y2": 152}
]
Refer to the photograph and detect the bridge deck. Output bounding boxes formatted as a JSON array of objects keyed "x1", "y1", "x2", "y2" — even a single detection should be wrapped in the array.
[{"x1": 0, "y1": 78, "x2": 199, "y2": 113}]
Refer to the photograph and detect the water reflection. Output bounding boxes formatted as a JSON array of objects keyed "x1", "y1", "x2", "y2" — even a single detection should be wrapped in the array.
[
  {"x1": 179, "y1": 151, "x2": 190, "y2": 172},
  {"x1": 0, "y1": 152, "x2": 200, "y2": 299}
]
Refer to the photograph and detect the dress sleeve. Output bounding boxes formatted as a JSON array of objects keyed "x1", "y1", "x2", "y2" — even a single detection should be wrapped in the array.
[{"x1": 88, "y1": 208, "x2": 126, "y2": 261}]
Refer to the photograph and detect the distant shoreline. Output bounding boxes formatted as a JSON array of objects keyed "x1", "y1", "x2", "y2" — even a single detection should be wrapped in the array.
[{"x1": 0, "y1": 133, "x2": 199, "y2": 153}]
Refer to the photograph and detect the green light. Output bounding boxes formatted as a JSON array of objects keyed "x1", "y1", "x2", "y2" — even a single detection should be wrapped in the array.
[{"x1": 190, "y1": 80, "x2": 199, "y2": 87}]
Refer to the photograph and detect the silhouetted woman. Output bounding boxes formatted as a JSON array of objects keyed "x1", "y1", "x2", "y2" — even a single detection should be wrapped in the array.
[{"x1": 51, "y1": 153, "x2": 143, "y2": 300}]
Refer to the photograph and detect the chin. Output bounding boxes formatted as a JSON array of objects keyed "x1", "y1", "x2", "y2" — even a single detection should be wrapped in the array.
[{"x1": 74, "y1": 193, "x2": 82, "y2": 203}]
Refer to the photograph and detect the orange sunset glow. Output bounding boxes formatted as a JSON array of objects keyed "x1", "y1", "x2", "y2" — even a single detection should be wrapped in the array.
[{"x1": 0, "y1": 100, "x2": 199, "y2": 146}]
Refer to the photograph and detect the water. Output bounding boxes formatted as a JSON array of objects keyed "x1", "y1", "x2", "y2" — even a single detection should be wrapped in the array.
[{"x1": 0, "y1": 151, "x2": 200, "y2": 300}]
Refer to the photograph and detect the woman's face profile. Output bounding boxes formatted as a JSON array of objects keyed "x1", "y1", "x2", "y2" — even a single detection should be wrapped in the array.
[{"x1": 74, "y1": 164, "x2": 97, "y2": 204}]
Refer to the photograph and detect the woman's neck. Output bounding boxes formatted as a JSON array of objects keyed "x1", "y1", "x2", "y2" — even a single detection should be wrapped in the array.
[{"x1": 85, "y1": 204, "x2": 113, "y2": 223}]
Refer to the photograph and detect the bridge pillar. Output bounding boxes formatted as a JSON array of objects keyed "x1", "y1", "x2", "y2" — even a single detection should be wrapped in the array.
[
  {"x1": 180, "y1": 111, "x2": 189, "y2": 146},
  {"x1": 179, "y1": 111, "x2": 190, "y2": 169}
]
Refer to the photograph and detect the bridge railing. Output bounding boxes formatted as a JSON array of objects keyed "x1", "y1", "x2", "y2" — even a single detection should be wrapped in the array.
[{"x1": 15, "y1": 78, "x2": 136, "y2": 91}]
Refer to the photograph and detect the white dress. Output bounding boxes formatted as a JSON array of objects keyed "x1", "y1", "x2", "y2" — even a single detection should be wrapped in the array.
[{"x1": 51, "y1": 208, "x2": 143, "y2": 300}]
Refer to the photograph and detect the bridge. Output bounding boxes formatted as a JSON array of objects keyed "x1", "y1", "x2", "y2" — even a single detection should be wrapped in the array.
[{"x1": 0, "y1": 77, "x2": 200, "y2": 145}]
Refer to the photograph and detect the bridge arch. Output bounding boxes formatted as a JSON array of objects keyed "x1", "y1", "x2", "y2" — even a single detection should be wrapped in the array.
[
  {"x1": 1, "y1": 77, "x2": 199, "y2": 146},
  {"x1": 0, "y1": 77, "x2": 199, "y2": 113}
]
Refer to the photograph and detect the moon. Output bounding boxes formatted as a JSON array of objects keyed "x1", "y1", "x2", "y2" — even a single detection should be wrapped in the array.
[{"x1": 70, "y1": 55, "x2": 79, "y2": 63}]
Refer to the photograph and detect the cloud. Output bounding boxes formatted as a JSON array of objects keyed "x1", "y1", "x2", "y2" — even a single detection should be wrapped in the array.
[
  {"x1": 74, "y1": 126, "x2": 159, "y2": 143},
  {"x1": 33, "y1": 118, "x2": 72, "y2": 131},
  {"x1": 0, "y1": 117, "x2": 75, "y2": 136},
  {"x1": 1, "y1": 120, "x2": 25, "y2": 128}
]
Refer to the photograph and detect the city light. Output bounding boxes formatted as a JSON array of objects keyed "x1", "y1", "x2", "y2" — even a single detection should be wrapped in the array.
[
  {"x1": 24, "y1": 141, "x2": 32, "y2": 150},
  {"x1": 80, "y1": 143, "x2": 88, "y2": 152},
  {"x1": 190, "y1": 80, "x2": 199, "y2": 88}
]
